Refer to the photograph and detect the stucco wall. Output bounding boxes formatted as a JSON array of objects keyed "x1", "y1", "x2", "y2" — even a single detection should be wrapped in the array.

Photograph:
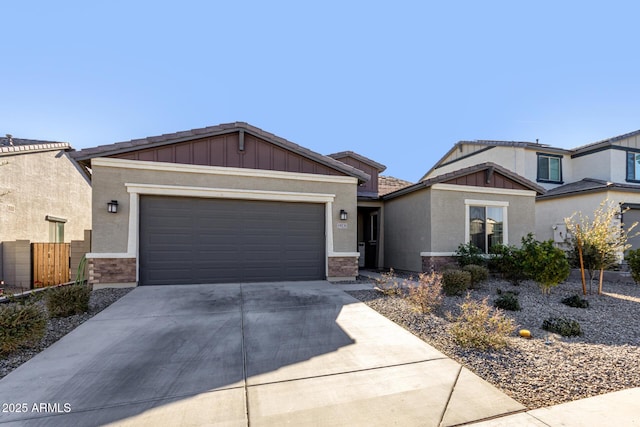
[
  {"x1": 428, "y1": 146, "x2": 525, "y2": 181},
  {"x1": 91, "y1": 159, "x2": 358, "y2": 255},
  {"x1": 571, "y1": 150, "x2": 614, "y2": 183},
  {"x1": 535, "y1": 191, "x2": 630, "y2": 242},
  {"x1": 383, "y1": 189, "x2": 430, "y2": 272},
  {"x1": 0, "y1": 150, "x2": 91, "y2": 243},
  {"x1": 430, "y1": 188, "x2": 536, "y2": 251},
  {"x1": 428, "y1": 145, "x2": 571, "y2": 191}
]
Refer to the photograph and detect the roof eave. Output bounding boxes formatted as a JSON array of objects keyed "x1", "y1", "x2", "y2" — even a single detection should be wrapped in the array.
[{"x1": 72, "y1": 123, "x2": 370, "y2": 182}]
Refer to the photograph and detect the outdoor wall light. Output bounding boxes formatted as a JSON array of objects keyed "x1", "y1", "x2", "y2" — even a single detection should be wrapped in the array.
[
  {"x1": 107, "y1": 200, "x2": 119, "y2": 213},
  {"x1": 340, "y1": 209, "x2": 348, "y2": 221}
]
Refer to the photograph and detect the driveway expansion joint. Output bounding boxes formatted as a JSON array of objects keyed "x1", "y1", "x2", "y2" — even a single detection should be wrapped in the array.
[{"x1": 246, "y1": 357, "x2": 450, "y2": 388}]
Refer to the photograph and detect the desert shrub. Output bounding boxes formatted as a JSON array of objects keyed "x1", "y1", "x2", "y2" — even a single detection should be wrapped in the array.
[
  {"x1": 494, "y1": 292, "x2": 521, "y2": 311},
  {"x1": 488, "y1": 244, "x2": 526, "y2": 285},
  {"x1": 0, "y1": 302, "x2": 47, "y2": 354},
  {"x1": 520, "y1": 234, "x2": 570, "y2": 294},
  {"x1": 542, "y1": 317, "x2": 582, "y2": 337},
  {"x1": 626, "y1": 248, "x2": 640, "y2": 284},
  {"x1": 375, "y1": 268, "x2": 404, "y2": 296},
  {"x1": 561, "y1": 294, "x2": 589, "y2": 309},
  {"x1": 449, "y1": 296, "x2": 516, "y2": 350},
  {"x1": 454, "y1": 242, "x2": 485, "y2": 267},
  {"x1": 407, "y1": 272, "x2": 443, "y2": 314},
  {"x1": 463, "y1": 264, "x2": 489, "y2": 287},
  {"x1": 442, "y1": 270, "x2": 471, "y2": 296},
  {"x1": 46, "y1": 284, "x2": 91, "y2": 318}
]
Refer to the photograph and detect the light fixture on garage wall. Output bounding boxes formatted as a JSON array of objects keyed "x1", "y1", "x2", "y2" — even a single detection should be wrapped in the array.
[
  {"x1": 340, "y1": 209, "x2": 348, "y2": 221},
  {"x1": 107, "y1": 200, "x2": 119, "y2": 213}
]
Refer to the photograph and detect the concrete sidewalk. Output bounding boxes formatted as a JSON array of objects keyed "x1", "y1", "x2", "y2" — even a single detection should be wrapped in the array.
[
  {"x1": 0, "y1": 281, "x2": 525, "y2": 426},
  {"x1": 358, "y1": 270, "x2": 640, "y2": 426}
]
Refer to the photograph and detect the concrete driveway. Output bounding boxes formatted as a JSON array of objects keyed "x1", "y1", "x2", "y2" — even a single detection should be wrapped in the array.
[{"x1": 0, "y1": 281, "x2": 523, "y2": 426}]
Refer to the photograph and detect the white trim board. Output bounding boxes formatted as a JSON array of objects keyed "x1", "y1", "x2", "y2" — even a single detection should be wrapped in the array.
[
  {"x1": 125, "y1": 183, "x2": 336, "y2": 203},
  {"x1": 432, "y1": 183, "x2": 537, "y2": 197},
  {"x1": 93, "y1": 157, "x2": 358, "y2": 185},
  {"x1": 420, "y1": 252, "x2": 456, "y2": 257}
]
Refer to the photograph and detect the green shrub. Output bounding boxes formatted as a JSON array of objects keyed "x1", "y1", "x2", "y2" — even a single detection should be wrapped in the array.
[
  {"x1": 454, "y1": 242, "x2": 485, "y2": 267},
  {"x1": 463, "y1": 264, "x2": 489, "y2": 287},
  {"x1": 561, "y1": 294, "x2": 589, "y2": 309},
  {"x1": 542, "y1": 317, "x2": 582, "y2": 337},
  {"x1": 0, "y1": 303, "x2": 47, "y2": 354},
  {"x1": 442, "y1": 270, "x2": 471, "y2": 296},
  {"x1": 449, "y1": 296, "x2": 516, "y2": 350},
  {"x1": 626, "y1": 248, "x2": 640, "y2": 284},
  {"x1": 520, "y1": 234, "x2": 570, "y2": 294},
  {"x1": 488, "y1": 244, "x2": 526, "y2": 285},
  {"x1": 407, "y1": 272, "x2": 443, "y2": 314},
  {"x1": 494, "y1": 292, "x2": 521, "y2": 311},
  {"x1": 46, "y1": 284, "x2": 91, "y2": 318}
]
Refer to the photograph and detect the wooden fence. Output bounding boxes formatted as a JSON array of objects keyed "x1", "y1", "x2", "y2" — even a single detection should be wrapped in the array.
[{"x1": 32, "y1": 243, "x2": 70, "y2": 288}]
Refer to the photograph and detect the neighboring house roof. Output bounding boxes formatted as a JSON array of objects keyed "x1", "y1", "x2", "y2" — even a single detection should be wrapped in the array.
[
  {"x1": 0, "y1": 135, "x2": 70, "y2": 155},
  {"x1": 384, "y1": 162, "x2": 545, "y2": 200},
  {"x1": 378, "y1": 175, "x2": 413, "y2": 196},
  {"x1": 537, "y1": 178, "x2": 640, "y2": 200},
  {"x1": 571, "y1": 128, "x2": 640, "y2": 157},
  {"x1": 327, "y1": 151, "x2": 387, "y2": 172},
  {"x1": 421, "y1": 139, "x2": 571, "y2": 181},
  {"x1": 71, "y1": 122, "x2": 370, "y2": 182}
]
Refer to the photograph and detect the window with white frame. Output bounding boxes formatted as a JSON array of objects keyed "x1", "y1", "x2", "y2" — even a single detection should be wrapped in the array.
[{"x1": 465, "y1": 200, "x2": 508, "y2": 253}]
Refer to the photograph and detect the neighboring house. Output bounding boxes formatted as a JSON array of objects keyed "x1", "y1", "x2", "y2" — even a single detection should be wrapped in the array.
[
  {"x1": 424, "y1": 129, "x2": 640, "y2": 251},
  {"x1": 71, "y1": 122, "x2": 370, "y2": 288},
  {"x1": 0, "y1": 135, "x2": 92, "y2": 287},
  {"x1": 382, "y1": 162, "x2": 544, "y2": 272}
]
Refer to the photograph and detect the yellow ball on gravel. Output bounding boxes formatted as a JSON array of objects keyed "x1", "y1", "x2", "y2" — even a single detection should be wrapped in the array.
[{"x1": 519, "y1": 329, "x2": 532, "y2": 338}]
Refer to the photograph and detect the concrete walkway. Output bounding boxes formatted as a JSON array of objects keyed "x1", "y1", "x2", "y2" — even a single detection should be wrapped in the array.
[
  {"x1": 359, "y1": 270, "x2": 640, "y2": 426},
  {"x1": 0, "y1": 281, "x2": 525, "y2": 426}
]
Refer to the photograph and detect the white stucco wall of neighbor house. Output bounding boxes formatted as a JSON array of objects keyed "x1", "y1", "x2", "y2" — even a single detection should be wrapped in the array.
[
  {"x1": 427, "y1": 146, "x2": 526, "y2": 181},
  {"x1": 535, "y1": 191, "x2": 632, "y2": 243}
]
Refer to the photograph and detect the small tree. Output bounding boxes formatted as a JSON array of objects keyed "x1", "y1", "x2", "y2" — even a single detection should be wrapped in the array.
[
  {"x1": 520, "y1": 234, "x2": 570, "y2": 294},
  {"x1": 565, "y1": 199, "x2": 638, "y2": 295}
]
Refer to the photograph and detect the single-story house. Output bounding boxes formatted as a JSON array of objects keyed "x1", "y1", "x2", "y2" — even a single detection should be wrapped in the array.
[
  {"x1": 71, "y1": 122, "x2": 370, "y2": 287},
  {"x1": 0, "y1": 136, "x2": 92, "y2": 287},
  {"x1": 381, "y1": 162, "x2": 545, "y2": 272}
]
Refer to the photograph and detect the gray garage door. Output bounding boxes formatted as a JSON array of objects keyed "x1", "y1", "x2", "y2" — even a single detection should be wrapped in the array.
[
  {"x1": 139, "y1": 196, "x2": 325, "y2": 285},
  {"x1": 623, "y1": 207, "x2": 640, "y2": 251}
]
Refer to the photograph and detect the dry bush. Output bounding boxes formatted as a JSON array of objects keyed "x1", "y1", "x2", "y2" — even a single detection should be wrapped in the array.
[
  {"x1": 449, "y1": 295, "x2": 515, "y2": 350},
  {"x1": 407, "y1": 272, "x2": 443, "y2": 314}
]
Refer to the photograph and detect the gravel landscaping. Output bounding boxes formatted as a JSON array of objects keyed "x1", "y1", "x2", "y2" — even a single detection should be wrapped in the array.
[
  {"x1": 0, "y1": 287, "x2": 132, "y2": 380},
  {"x1": 348, "y1": 276, "x2": 640, "y2": 409}
]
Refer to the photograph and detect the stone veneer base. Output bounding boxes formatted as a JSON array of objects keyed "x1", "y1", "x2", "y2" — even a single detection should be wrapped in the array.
[
  {"x1": 89, "y1": 257, "x2": 137, "y2": 286},
  {"x1": 328, "y1": 256, "x2": 359, "y2": 279}
]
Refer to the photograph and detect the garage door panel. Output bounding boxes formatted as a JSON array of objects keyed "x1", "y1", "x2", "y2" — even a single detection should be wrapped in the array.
[{"x1": 139, "y1": 196, "x2": 325, "y2": 285}]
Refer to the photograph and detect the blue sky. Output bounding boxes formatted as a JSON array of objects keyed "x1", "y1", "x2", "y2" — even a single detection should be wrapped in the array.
[{"x1": 3, "y1": 1, "x2": 640, "y2": 181}]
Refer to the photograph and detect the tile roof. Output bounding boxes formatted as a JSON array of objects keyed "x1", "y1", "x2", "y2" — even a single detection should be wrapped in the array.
[
  {"x1": 0, "y1": 136, "x2": 70, "y2": 155},
  {"x1": 536, "y1": 178, "x2": 640, "y2": 200},
  {"x1": 71, "y1": 122, "x2": 370, "y2": 182},
  {"x1": 327, "y1": 151, "x2": 387, "y2": 172},
  {"x1": 385, "y1": 162, "x2": 545, "y2": 200},
  {"x1": 571, "y1": 129, "x2": 640, "y2": 154},
  {"x1": 378, "y1": 175, "x2": 413, "y2": 196}
]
